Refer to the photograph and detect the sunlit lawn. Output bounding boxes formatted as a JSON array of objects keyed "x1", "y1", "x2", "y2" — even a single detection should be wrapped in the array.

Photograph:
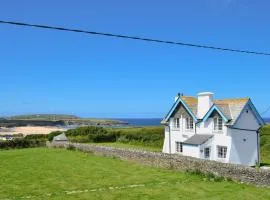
[{"x1": 1, "y1": 148, "x2": 270, "y2": 200}]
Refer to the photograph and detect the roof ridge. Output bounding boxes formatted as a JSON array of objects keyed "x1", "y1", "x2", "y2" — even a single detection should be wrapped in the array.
[{"x1": 214, "y1": 97, "x2": 250, "y2": 101}]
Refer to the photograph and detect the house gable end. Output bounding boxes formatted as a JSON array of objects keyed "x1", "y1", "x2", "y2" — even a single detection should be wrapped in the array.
[
  {"x1": 202, "y1": 104, "x2": 229, "y2": 123},
  {"x1": 232, "y1": 100, "x2": 264, "y2": 130},
  {"x1": 163, "y1": 97, "x2": 197, "y2": 123}
]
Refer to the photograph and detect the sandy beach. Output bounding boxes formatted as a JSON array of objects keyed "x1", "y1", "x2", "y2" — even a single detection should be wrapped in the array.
[{"x1": 0, "y1": 126, "x2": 66, "y2": 136}]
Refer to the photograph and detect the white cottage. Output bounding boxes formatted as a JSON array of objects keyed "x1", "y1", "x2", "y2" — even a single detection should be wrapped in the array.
[{"x1": 161, "y1": 92, "x2": 265, "y2": 166}]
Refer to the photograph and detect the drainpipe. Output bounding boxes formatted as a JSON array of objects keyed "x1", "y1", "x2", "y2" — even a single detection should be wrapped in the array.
[
  {"x1": 256, "y1": 127, "x2": 262, "y2": 167},
  {"x1": 168, "y1": 123, "x2": 171, "y2": 154}
]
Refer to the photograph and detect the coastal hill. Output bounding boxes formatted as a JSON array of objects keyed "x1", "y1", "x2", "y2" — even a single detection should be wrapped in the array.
[{"x1": 0, "y1": 114, "x2": 127, "y2": 127}]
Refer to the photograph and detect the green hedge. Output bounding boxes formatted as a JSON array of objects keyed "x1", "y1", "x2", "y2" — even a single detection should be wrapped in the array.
[
  {"x1": 0, "y1": 138, "x2": 46, "y2": 149},
  {"x1": 64, "y1": 126, "x2": 164, "y2": 148},
  {"x1": 66, "y1": 126, "x2": 119, "y2": 143}
]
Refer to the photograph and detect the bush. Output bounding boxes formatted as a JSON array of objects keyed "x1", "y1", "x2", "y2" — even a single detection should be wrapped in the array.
[
  {"x1": 65, "y1": 126, "x2": 120, "y2": 143},
  {"x1": 90, "y1": 131, "x2": 120, "y2": 143},
  {"x1": 66, "y1": 126, "x2": 108, "y2": 137},
  {"x1": 116, "y1": 127, "x2": 164, "y2": 147},
  {"x1": 24, "y1": 134, "x2": 48, "y2": 140},
  {"x1": 60, "y1": 126, "x2": 164, "y2": 147},
  {"x1": 0, "y1": 138, "x2": 46, "y2": 149},
  {"x1": 67, "y1": 144, "x2": 76, "y2": 151}
]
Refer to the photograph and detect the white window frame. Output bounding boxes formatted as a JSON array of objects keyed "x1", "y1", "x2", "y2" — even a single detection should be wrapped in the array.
[
  {"x1": 213, "y1": 116, "x2": 223, "y2": 132},
  {"x1": 217, "y1": 146, "x2": 227, "y2": 158},
  {"x1": 173, "y1": 118, "x2": 180, "y2": 129},
  {"x1": 204, "y1": 147, "x2": 211, "y2": 159},
  {"x1": 175, "y1": 142, "x2": 183, "y2": 153},
  {"x1": 185, "y1": 117, "x2": 194, "y2": 131}
]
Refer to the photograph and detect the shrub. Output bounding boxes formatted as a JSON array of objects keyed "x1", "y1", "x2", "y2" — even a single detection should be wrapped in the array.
[
  {"x1": 91, "y1": 131, "x2": 120, "y2": 143},
  {"x1": 0, "y1": 138, "x2": 46, "y2": 149},
  {"x1": 24, "y1": 134, "x2": 48, "y2": 140},
  {"x1": 67, "y1": 144, "x2": 76, "y2": 151},
  {"x1": 116, "y1": 127, "x2": 164, "y2": 147}
]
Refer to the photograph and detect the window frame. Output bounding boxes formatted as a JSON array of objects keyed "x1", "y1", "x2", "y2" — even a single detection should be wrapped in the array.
[
  {"x1": 185, "y1": 117, "x2": 194, "y2": 131},
  {"x1": 213, "y1": 116, "x2": 223, "y2": 132},
  {"x1": 217, "y1": 145, "x2": 227, "y2": 159},
  {"x1": 175, "y1": 142, "x2": 183, "y2": 153},
  {"x1": 204, "y1": 147, "x2": 211, "y2": 159},
  {"x1": 173, "y1": 117, "x2": 180, "y2": 129}
]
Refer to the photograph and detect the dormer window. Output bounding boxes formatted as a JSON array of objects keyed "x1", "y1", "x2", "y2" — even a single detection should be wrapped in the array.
[
  {"x1": 186, "y1": 117, "x2": 194, "y2": 130},
  {"x1": 214, "y1": 116, "x2": 223, "y2": 131},
  {"x1": 173, "y1": 118, "x2": 180, "y2": 129}
]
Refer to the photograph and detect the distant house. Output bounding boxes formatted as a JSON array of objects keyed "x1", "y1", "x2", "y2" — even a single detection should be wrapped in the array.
[
  {"x1": 161, "y1": 92, "x2": 265, "y2": 166},
  {"x1": 0, "y1": 135, "x2": 13, "y2": 141},
  {"x1": 53, "y1": 133, "x2": 68, "y2": 142}
]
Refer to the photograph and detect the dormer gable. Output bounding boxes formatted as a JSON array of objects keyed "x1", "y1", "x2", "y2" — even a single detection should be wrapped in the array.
[
  {"x1": 161, "y1": 96, "x2": 198, "y2": 124},
  {"x1": 202, "y1": 104, "x2": 230, "y2": 123}
]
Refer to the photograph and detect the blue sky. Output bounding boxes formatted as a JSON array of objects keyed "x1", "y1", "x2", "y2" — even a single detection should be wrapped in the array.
[{"x1": 0, "y1": 0, "x2": 269, "y2": 118}]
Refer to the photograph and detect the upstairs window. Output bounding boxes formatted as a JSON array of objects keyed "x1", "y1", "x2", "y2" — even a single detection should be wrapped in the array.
[
  {"x1": 186, "y1": 117, "x2": 194, "y2": 130},
  {"x1": 173, "y1": 118, "x2": 180, "y2": 129},
  {"x1": 214, "y1": 116, "x2": 223, "y2": 131}
]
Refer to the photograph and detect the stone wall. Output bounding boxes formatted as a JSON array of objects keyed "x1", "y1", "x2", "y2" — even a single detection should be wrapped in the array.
[{"x1": 47, "y1": 142, "x2": 270, "y2": 186}]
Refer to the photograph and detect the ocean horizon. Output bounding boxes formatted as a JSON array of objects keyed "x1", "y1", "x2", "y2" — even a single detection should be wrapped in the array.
[{"x1": 114, "y1": 117, "x2": 270, "y2": 126}]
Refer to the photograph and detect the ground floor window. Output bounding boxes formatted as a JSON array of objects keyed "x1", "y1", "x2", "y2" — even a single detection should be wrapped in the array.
[
  {"x1": 176, "y1": 142, "x2": 183, "y2": 153},
  {"x1": 204, "y1": 147, "x2": 211, "y2": 159},
  {"x1": 217, "y1": 146, "x2": 227, "y2": 158}
]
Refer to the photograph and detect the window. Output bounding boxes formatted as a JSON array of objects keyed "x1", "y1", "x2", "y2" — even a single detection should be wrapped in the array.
[
  {"x1": 217, "y1": 146, "x2": 227, "y2": 158},
  {"x1": 176, "y1": 142, "x2": 183, "y2": 153},
  {"x1": 173, "y1": 118, "x2": 180, "y2": 129},
  {"x1": 214, "y1": 117, "x2": 223, "y2": 131},
  {"x1": 204, "y1": 147, "x2": 210, "y2": 159},
  {"x1": 186, "y1": 117, "x2": 194, "y2": 130}
]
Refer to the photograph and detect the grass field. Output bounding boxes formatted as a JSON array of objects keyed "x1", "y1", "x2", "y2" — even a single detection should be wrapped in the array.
[
  {"x1": 261, "y1": 124, "x2": 270, "y2": 165},
  {"x1": 1, "y1": 148, "x2": 270, "y2": 200},
  {"x1": 92, "y1": 142, "x2": 161, "y2": 152}
]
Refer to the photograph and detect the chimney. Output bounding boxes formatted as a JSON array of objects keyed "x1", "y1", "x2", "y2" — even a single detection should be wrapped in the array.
[
  {"x1": 197, "y1": 92, "x2": 214, "y2": 118},
  {"x1": 174, "y1": 92, "x2": 183, "y2": 102}
]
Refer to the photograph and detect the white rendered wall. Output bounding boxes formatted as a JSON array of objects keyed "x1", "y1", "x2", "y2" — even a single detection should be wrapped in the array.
[
  {"x1": 182, "y1": 144, "x2": 200, "y2": 158},
  {"x1": 162, "y1": 100, "x2": 261, "y2": 166},
  {"x1": 228, "y1": 128, "x2": 258, "y2": 166},
  {"x1": 197, "y1": 92, "x2": 214, "y2": 119},
  {"x1": 234, "y1": 104, "x2": 260, "y2": 130}
]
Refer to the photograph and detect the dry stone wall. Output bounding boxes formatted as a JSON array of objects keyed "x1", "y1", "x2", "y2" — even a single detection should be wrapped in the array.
[{"x1": 47, "y1": 141, "x2": 270, "y2": 186}]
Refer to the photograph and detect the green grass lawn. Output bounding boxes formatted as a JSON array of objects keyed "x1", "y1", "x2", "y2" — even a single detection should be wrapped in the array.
[
  {"x1": 92, "y1": 142, "x2": 161, "y2": 152},
  {"x1": 1, "y1": 148, "x2": 270, "y2": 200},
  {"x1": 261, "y1": 124, "x2": 270, "y2": 165}
]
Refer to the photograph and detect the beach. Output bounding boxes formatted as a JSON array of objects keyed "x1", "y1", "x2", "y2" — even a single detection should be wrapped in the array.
[{"x1": 0, "y1": 126, "x2": 66, "y2": 136}]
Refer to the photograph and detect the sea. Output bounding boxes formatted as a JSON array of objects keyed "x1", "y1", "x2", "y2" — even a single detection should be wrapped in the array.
[
  {"x1": 116, "y1": 117, "x2": 270, "y2": 126},
  {"x1": 116, "y1": 118, "x2": 162, "y2": 126}
]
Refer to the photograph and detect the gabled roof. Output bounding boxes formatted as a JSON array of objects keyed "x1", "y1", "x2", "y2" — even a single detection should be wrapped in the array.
[
  {"x1": 161, "y1": 96, "x2": 198, "y2": 124},
  {"x1": 231, "y1": 99, "x2": 265, "y2": 126},
  {"x1": 214, "y1": 98, "x2": 249, "y2": 124},
  {"x1": 183, "y1": 134, "x2": 213, "y2": 145},
  {"x1": 202, "y1": 104, "x2": 230, "y2": 123},
  {"x1": 161, "y1": 95, "x2": 264, "y2": 127}
]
